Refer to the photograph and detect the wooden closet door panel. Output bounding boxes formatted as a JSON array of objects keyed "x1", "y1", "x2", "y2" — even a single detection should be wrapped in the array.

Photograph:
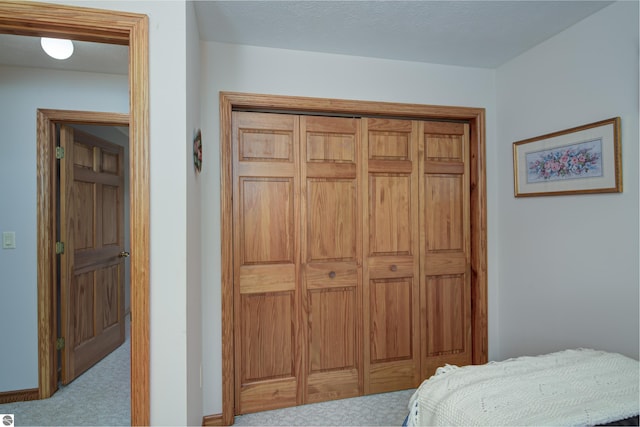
[
  {"x1": 424, "y1": 275, "x2": 469, "y2": 355},
  {"x1": 370, "y1": 278, "x2": 412, "y2": 362},
  {"x1": 307, "y1": 288, "x2": 358, "y2": 402},
  {"x1": 420, "y1": 122, "x2": 472, "y2": 379},
  {"x1": 363, "y1": 118, "x2": 420, "y2": 394},
  {"x1": 232, "y1": 112, "x2": 301, "y2": 414},
  {"x1": 306, "y1": 179, "x2": 357, "y2": 261},
  {"x1": 238, "y1": 292, "x2": 297, "y2": 413},
  {"x1": 240, "y1": 178, "x2": 294, "y2": 264},
  {"x1": 369, "y1": 175, "x2": 412, "y2": 255},
  {"x1": 300, "y1": 115, "x2": 362, "y2": 404}
]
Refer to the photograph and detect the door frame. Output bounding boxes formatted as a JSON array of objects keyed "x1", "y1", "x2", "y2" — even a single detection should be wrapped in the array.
[
  {"x1": 219, "y1": 91, "x2": 488, "y2": 425},
  {"x1": 38, "y1": 109, "x2": 129, "y2": 387},
  {"x1": 0, "y1": 2, "x2": 150, "y2": 425}
]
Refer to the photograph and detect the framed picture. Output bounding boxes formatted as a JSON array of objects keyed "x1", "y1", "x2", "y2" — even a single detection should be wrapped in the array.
[{"x1": 513, "y1": 117, "x2": 621, "y2": 197}]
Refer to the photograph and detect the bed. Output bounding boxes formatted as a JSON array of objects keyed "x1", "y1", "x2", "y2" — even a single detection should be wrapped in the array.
[{"x1": 405, "y1": 348, "x2": 639, "y2": 426}]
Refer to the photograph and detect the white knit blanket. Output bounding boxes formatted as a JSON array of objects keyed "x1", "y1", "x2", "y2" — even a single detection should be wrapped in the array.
[{"x1": 407, "y1": 349, "x2": 639, "y2": 426}]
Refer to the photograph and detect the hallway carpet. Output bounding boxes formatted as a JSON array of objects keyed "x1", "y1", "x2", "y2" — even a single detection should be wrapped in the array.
[{"x1": 0, "y1": 337, "x2": 130, "y2": 426}]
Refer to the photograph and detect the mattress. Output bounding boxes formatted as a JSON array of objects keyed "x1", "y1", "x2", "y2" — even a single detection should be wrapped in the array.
[{"x1": 406, "y1": 348, "x2": 639, "y2": 426}]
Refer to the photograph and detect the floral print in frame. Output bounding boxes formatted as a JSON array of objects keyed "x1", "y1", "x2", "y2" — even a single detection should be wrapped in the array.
[{"x1": 513, "y1": 117, "x2": 621, "y2": 197}]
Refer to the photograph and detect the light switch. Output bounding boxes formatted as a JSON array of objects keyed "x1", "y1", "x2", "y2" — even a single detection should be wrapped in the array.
[{"x1": 3, "y1": 231, "x2": 16, "y2": 249}]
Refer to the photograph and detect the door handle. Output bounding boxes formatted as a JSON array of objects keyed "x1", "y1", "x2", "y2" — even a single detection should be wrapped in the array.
[{"x1": 119, "y1": 251, "x2": 130, "y2": 258}]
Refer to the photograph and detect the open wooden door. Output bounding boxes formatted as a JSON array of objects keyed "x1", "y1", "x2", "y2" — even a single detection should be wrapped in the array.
[{"x1": 59, "y1": 125, "x2": 126, "y2": 384}]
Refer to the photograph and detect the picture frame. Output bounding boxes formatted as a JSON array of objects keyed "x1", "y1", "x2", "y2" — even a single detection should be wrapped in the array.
[{"x1": 513, "y1": 117, "x2": 621, "y2": 197}]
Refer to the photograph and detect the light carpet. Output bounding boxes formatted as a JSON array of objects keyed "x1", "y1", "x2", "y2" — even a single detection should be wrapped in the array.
[
  {"x1": 233, "y1": 388, "x2": 415, "y2": 426},
  {"x1": 1, "y1": 324, "x2": 414, "y2": 427},
  {"x1": 0, "y1": 337, "x2": 130, "y2": 426}
]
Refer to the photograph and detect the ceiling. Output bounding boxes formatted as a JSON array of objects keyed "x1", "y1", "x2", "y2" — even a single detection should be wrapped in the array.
[
  {"x1": 0, "y1": 1, "x2": 613, "y2": 73},
  {"x1": 194, "y1": 0, "x2": 613, "y2": 68},
  {"x1": 0, "y1": 34, "x2": 129, "y2": 75}
]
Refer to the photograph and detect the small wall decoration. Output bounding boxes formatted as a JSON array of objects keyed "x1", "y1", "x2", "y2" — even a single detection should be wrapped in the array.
[
  {"x1": 193, "y1": 128, "x2": 202, "y2": 173},
  {"x1": 513, "y1": 117, "x2": 621, "y2": 197}
]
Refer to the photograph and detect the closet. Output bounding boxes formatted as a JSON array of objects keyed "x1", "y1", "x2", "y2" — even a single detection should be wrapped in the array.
[{"x1": 231, "y1": 105, "x2": 476, "y2": 415}]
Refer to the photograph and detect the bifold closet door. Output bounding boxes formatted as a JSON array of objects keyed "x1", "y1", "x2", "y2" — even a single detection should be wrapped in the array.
[
  {"x1": 231, "y1": 111, "x2": 475, "y2": 414},
  {"x1": 232, "y1": 112, "x2": 302, "y2": 414},
  {"x1": 362, "y1": 118, "x2": 421, "y2": 394},
  {"x1": 300, "y1": 115, "x2": 363, "y2": 404},
  {"x1": 420, "y1": 121, "x2": 473, "y2": 379}
]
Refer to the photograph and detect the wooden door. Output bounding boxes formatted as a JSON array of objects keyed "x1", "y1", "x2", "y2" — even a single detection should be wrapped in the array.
[
  {"x1": 300, "y1": 116, "x2": 362, "y2": 404},
  {"x1": 231, "y1": 110, "x2": 478, "y2": 414},
  {"x1": 59, "y1": 125, "x2": 125, "y2": 384},
  {"x1": 362, "y1": 118, "x2": 420, "y2": 394},
  {"x1": 232, "y1": 112, "x2": 302, "y2": 414},
  {"x1": 420, "y1": 121, "x2": 472, "y2": 378}
]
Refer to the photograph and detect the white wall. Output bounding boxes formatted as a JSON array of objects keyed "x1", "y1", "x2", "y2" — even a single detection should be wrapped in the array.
[
  {"x1": 0, "y1": 65, "x2": 128, "y2": 392},
  {"x1": 49, "y1": 1, "x2": 192, "y2": 424},
  {"x1": 186, "y1": 2, "x2": 203, "y2": 426},
  {"x1": 496, "y1": 1, "x2": 639, "y2": 360},
  {"x1": 199, "y1": 42, "x2": 499, "y2": 415}
]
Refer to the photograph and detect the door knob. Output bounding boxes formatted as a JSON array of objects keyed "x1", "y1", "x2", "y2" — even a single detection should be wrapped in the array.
[{"x1": 119, "y1": 251, "x2": 130, "y2": 258}]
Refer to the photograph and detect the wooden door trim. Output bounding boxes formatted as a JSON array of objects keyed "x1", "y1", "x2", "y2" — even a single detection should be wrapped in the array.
[
  {"x1": 0, "y1": 2, "x2": 150, "y2": 425},
  {"x1": 219, "y1": 92, "x2": 488, "y2": 424}
]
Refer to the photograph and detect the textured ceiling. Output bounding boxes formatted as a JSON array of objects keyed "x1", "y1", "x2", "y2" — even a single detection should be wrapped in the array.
[
  {"x1": 0, "y1": 34, "x2": 128, "y2": 75},
  {"x1": 0, "y1": 1, "x2": 613, "y2": 73},
  {"x1": 194, "y1": 1, "x2": 613, "y2": 68}
]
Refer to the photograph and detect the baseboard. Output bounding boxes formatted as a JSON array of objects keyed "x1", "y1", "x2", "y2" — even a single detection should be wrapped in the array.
[
  {"x1": 0, "y1": 388, "x2": 39, "y2": 404},
  {"x1": 202, "y1": 413, "x2": 225, "y2": 426}
]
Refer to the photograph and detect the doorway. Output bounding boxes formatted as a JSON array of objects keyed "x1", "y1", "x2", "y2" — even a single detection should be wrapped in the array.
[
  {"x1": 0, "y1": 3, "x2": 150, "y2": 425},
  {"x1": 37, "y1": 111, "x2": 131, "y2": 389}
]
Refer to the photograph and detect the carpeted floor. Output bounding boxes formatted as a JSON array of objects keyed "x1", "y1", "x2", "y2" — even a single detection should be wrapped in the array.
[
  {"x1": 0, "y1": 330, "x2": 130, "y2": 426},
  {"x1": 0, "y1": 316, "x2": 415, "y2": 427},
  {"x1": 233, "y1": 388, "x2": 415, "y2": 426}
]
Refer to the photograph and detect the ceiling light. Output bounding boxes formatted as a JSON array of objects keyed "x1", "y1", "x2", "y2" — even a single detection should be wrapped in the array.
[{"x1": 40, "y1": 37, "x2": 74, "y2": 60}]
